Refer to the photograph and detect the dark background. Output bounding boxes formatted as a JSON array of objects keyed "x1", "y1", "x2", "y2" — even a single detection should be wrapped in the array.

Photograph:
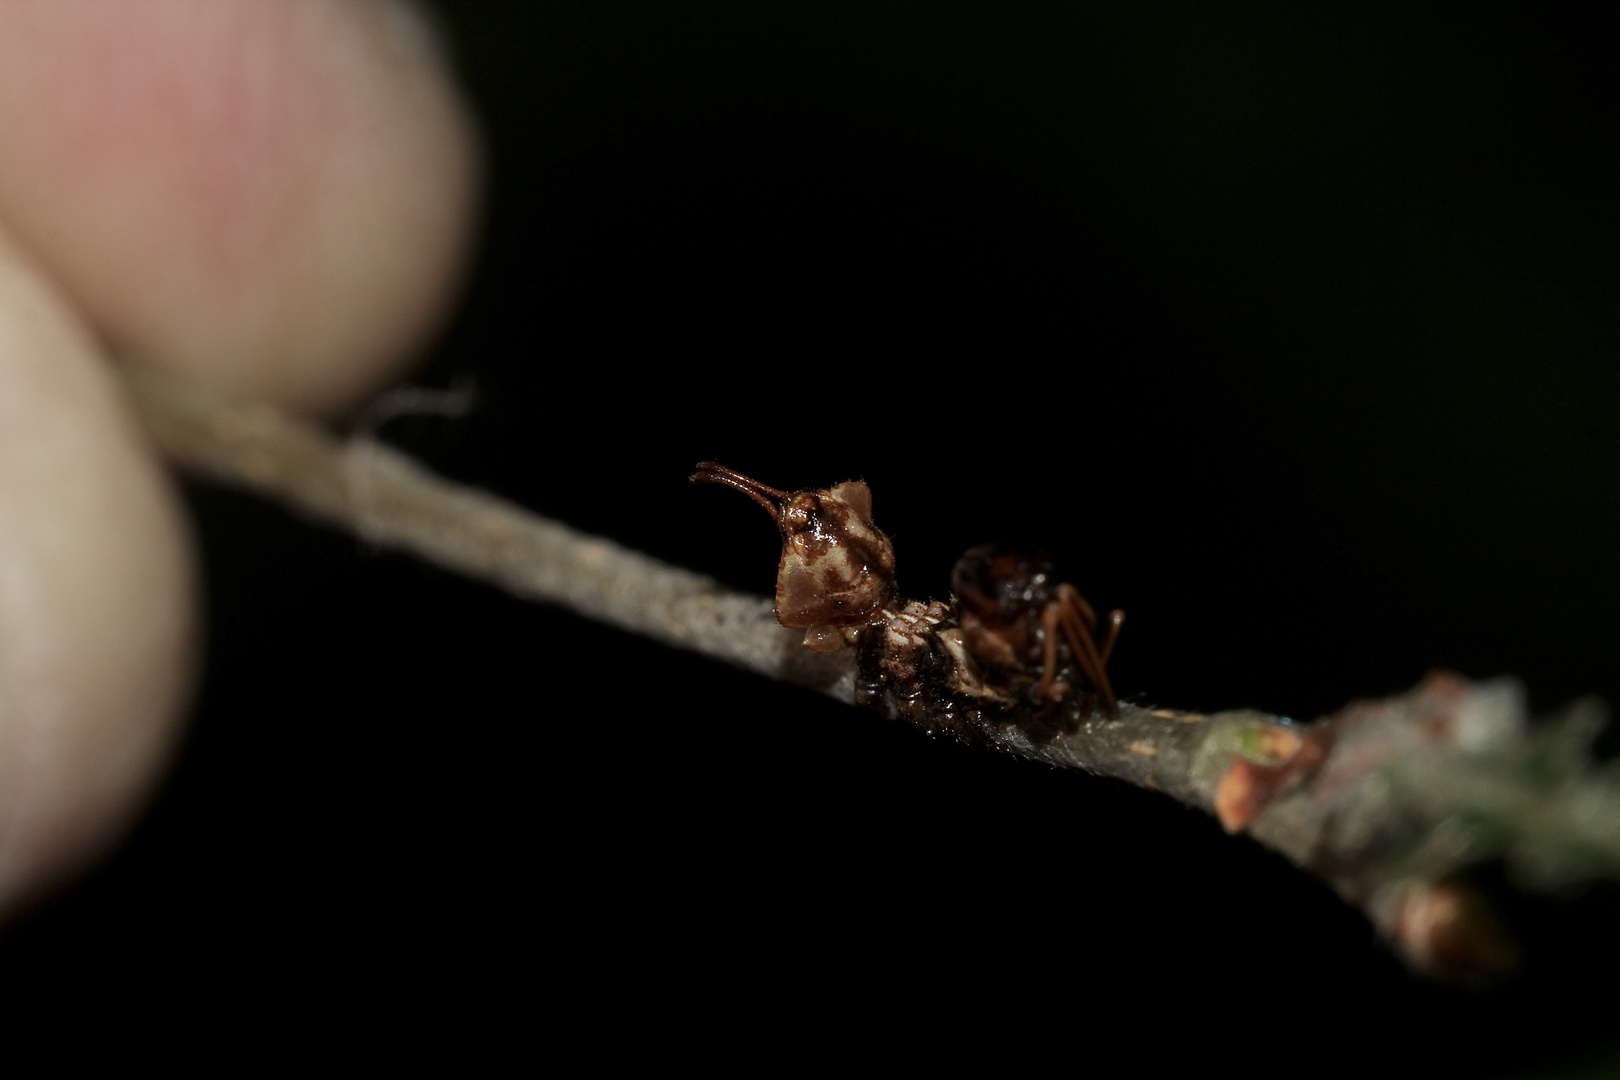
[{"x1": 5, "y1": 2, "x2": 1620, "y2": 1069}]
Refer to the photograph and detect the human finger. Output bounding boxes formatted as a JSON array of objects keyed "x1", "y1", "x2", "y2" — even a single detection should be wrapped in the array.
[
  {"x1": 0, "y1": 0, "x2": 481, "y2": 415},
  {"x1": 0, "y1": 225, "x2": 196, "y2": 919}
]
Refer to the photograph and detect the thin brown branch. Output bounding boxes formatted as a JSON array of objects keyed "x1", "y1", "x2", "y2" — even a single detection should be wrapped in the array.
[{"x1": 120, "y1": 364, "x2": 1620, "y2": 982}]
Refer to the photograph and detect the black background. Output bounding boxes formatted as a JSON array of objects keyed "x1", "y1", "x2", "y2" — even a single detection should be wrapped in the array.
[{"x1": 5, "y1": 3, "x2": 1620, "y2": 1070}]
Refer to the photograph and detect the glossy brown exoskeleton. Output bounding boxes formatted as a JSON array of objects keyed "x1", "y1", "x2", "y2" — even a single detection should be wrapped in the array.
[
  {"x1": 692, "y1": 463, "x2": 1124, "y2": 740},
  {"x1": 691, "y1": 462, "x2": 896, "y2": 652}
]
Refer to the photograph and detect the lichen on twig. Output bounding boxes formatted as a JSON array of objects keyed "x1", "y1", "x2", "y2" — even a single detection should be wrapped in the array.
[{"x1": 120, "y1": 364, "x2": 1620, "y2": 981}]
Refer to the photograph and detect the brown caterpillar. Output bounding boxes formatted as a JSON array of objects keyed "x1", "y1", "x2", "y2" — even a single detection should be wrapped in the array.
[{"x1": 692, "y1": 463, "x2": 1124, "y2": 742}]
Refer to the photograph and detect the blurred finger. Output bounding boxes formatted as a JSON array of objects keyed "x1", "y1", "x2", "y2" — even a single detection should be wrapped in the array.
[
  {"x1": 0, "y1": 0, "x2": 481, "y2": 414},
  {"x1": 0, "y1": 225, "x2": 196, "y2": 918}
]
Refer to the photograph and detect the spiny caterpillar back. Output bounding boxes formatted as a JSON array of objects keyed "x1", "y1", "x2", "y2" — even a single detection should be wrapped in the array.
[{"x1": 692, "y1": 463, "x2": 1123, "y2": 740}]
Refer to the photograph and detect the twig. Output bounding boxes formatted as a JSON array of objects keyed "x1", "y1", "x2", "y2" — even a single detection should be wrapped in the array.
[
  {"x1": 120, "y1": 364, "x2": 1620, "y2": 981},
  {"x1": 122, "y1": 365, "x2": 855, "y2": 701}
]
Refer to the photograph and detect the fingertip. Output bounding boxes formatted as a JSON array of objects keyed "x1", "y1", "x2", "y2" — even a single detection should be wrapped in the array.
[
  {"x1": 0, "y1": 0, "x2": 483, "y2": 414},
  {"x1": 0, "y1": 225, "x2": 198, "y2": 918}
]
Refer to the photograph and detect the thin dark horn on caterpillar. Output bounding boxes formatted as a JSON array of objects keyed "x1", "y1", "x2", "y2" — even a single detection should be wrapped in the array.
[
  {"x1": 1098, "y1": 609, "x2": 1125, "y2": 666},
  {"x1": 1057, "y1": 596, "x2": 1119, "y2": 717},
  {"x1": 1036, "y1": 600, "x2": 1064, "y2": 703},
  {"x1": 690, "y1": 462, "x2": 788, "y2": 517}
]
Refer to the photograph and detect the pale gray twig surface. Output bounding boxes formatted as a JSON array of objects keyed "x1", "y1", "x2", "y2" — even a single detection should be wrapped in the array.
[
  {"x1": 121, "y1": 364, "x2": 1620, "y2": 982},
  {"x1": 123, "y1": 365, "x2": 855, "y2": 700}
]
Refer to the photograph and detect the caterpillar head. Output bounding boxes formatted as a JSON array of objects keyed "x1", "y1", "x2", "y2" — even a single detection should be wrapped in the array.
[{"x1": 692, "y1": 462, "x2": 897, "y2": 652}]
